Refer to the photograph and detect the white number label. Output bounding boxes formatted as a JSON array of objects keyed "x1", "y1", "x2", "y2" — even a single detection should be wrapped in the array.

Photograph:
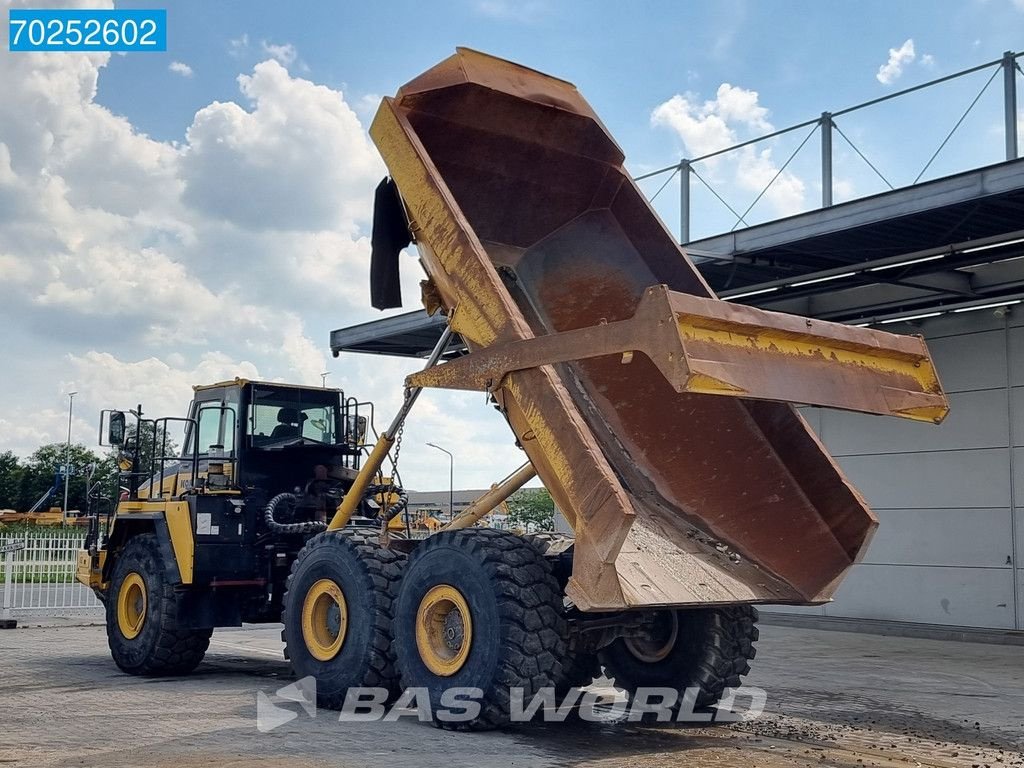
[{"x1": 10, "y1": 19, "x2": 26, "y2": 45}]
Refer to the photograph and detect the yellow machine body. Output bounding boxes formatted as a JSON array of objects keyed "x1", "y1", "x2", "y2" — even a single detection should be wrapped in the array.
[{"x1": 369, "y1": 49, "x2": 949, "y2": 611}]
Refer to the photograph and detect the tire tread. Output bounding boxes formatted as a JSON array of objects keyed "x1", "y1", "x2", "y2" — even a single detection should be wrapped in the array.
[
  {"x1": 600, "y1": 605, "x2": 759, "y2": 710},
  {"x1": 398, "y1": 529, "x2": 568, "y2": 730},
  {"x1": 281, "y1": 529, "x2": 405, "y2": 708},
  {"x1": 106, "y1": 533, "x2": 211, "y2": 676}
]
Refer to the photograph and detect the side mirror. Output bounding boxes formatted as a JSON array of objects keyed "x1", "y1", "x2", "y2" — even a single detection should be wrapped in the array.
[{"x1": 108, "y1": 411, "x2": 126, "y2": 446}]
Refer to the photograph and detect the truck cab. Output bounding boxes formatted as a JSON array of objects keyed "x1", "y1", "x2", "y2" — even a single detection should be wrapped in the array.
[{"x1": 77, "y1": 379, "x2": 376, "y2": 632}]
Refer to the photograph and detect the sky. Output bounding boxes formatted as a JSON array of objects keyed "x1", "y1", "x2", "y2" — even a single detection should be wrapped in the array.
[{"x1": 1, "y1": 0, "x2": 1022, "y2": 491}]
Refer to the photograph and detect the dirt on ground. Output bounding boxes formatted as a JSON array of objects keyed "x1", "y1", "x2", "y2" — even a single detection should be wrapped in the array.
[{"x1": 0, "y1": 621, "x2": 1020, "y2": 768}]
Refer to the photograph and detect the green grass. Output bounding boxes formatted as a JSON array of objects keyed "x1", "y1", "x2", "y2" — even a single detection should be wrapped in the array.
[
  {"x1": 0, "y1": 573, "x2": 79, "y2": 585},
  {"x1": 1, "y1": 527, "x2": 86, "y2": 584}
]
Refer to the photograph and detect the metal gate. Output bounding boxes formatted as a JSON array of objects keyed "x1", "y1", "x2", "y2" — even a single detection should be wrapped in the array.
[{"x1": 1, "y1": 531, "x2": 103, "y2": 617}]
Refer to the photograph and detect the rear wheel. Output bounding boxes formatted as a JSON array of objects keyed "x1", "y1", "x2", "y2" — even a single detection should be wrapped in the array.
[
  {"x1": 599, "y1": 606, "x2": 758, "y2": 713},
  {"x1": 282, "y1": 531, "x2": 404, "y2": 709},
  {"x1": 393, "y1": 529, "x2": 567, "y2": 730},
  {"x1": 106, "y1": 533, "x2": 211, "y2": 675},
  {"x1": 524, "y1": 532, "x2": 600, "y2": 693},
  {"x1": 557, "y1": 647, "x2": 602, "y2": 694}
]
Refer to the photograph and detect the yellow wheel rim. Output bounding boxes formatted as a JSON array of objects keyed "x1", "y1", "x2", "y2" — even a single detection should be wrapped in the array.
[
  {"x1": 117, "y1": 572, "x2": 147, "y2": 640},
  {"x1": 625, "y1": 611, "x2": 679, "y2": 663},
  {"x1": 416, "y1": 584, "x2": 473, "y2": 677},
  {"x1": 301, "y1": 579, "x2": 348, "y2": 662}
]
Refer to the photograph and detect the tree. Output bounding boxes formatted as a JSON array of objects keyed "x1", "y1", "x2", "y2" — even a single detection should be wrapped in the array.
[
  {"x1": 505, "y1": 487, "x2": 555, "y2": 532},
  {"x1": 16, "y1": 443, "x2": 116, "y2": 513},
  {"x1": 121, "y1": 422, "x2": 180, "y2": 477},
  {"x1": 0, "y1": 451, "x2": 23, "y2": 510}
]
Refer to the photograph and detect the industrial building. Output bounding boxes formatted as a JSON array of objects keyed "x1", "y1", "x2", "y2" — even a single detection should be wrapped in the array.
[
  {"x1": 688, "y1": 163, "x2": 1024, "y2": 633},
  {"x1": 333, "y1": 51, "x2": 1024, "y2": 634},
  {"x1": 405, "y1": 488, "x2": 510, "y2": 529},
  {"x1": 335, "y1": 167, "x2": 1024, "y2": 633}
]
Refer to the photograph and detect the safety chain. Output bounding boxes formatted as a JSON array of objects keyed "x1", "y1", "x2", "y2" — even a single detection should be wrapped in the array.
[{"x1": 391, "y1": 386, "x2": 410, "y2": 477}]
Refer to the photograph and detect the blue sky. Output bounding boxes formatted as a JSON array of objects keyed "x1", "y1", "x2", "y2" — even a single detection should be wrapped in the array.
[
  {"x1": 98, "y1": 0, "x2": 1024, "y2": 237},
  {"x1": 102, "y1": 0, "x2": 1018, "y2": 145},
  {"x1": 0, "y1": 0, "x2": 1021, "y2": 490}
]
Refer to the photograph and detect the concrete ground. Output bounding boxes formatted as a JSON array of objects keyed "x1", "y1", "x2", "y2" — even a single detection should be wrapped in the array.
[{"x1": 0, "y1": 622, "x2": 1021, "y2": 768}]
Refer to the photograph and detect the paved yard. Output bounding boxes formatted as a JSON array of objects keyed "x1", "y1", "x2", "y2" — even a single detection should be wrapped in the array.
[{"x1": 0, "y1": 622, "x2": 1021, "y2": 767}]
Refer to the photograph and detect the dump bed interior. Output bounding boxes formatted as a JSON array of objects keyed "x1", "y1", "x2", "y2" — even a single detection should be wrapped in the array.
[{"x1": 370, "y1": 49, "x2": 947, "y2": 611}]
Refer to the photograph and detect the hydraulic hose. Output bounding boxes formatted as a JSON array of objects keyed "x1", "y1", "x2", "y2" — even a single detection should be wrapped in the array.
[
  {"x1": 367, "y1": 483, "x2": 409, "y2": 522},
  {"x1": 263, "y1": 492, "x2": 327, "y2": 535}
]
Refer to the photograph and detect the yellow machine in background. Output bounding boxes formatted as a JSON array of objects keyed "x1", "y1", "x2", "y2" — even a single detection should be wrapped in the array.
[{"x1": 0, "y1": 507, "x2": 80, "y2": 527}]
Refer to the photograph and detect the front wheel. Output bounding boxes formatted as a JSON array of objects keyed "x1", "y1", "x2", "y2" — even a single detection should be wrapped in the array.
[{"x1": 106, "y1": 533, "x2": 211, "y2": 675}]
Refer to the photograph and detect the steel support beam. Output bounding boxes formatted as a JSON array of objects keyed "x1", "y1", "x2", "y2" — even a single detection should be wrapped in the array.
[
  {"x1": 443, "y1": 462, "x2": 537, "y2": 530},
  {"x1": 889, "y1": 271, "x2": 976, "y2": 297},
  {"x1": 688, "y1": 157, "x2": 1024, "y2": 261},
  {"x1": 1005, "y1": 51, "x2": 1019, "y2": 161},
  {"x1": 821, "y1": 112, "x2": 833, "y2": 208},
  {"x1": 679, "y1": 159, "x2": 691, "y2": 244}
]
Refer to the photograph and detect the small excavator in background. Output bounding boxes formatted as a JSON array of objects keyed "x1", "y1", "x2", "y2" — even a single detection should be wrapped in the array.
[{"x1": 0, "y1": 471, "x2": 78, "y2": 527}]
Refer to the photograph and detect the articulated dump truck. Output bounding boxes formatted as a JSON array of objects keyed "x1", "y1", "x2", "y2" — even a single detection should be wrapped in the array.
[
  {"x1": 352, "y1": 48, "x2": 947, "y2": 724},
  {"x1": 83, "y1": 49, "x2": 948, "y2": 731}
]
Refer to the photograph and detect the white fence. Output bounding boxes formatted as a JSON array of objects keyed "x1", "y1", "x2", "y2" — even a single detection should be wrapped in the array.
[{"x1": 1, "y1": 531, "x2": 104, "y2": 617}]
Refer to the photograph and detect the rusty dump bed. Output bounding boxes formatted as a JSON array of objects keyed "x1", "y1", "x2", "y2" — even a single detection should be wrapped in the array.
[{"x1": 370, "y1": 49, "x2": 949, "y2": 611}]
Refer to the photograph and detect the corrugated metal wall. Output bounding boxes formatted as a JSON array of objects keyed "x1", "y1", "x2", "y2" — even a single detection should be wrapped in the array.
[
  {"x1": 771, "y1": 309, "x2": 1022, "y2": 630},
  {"x1": 547, "y1": 309, "x2": 1021, "y2": 629}
]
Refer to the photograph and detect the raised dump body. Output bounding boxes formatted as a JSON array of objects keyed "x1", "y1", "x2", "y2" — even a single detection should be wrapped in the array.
[{"x1": 370, "y1": 49, "x2": 948, "y2": 612}]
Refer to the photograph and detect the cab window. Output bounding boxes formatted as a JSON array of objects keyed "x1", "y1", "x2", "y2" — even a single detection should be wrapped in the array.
[
  {"x1": 250, "y1": 386, "x2": 340, "y2": 446},
  {"x1": 222, "y1": 389, "x2": 239, "y2": 453},
  {"x1": 302, "y1": 406, "x2": 336, "y2": 442},
  {"x1": 195, "y1": 406, "x2": 222, "y2": 454}
]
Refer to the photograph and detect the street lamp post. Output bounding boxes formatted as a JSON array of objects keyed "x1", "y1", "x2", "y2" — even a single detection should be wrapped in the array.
[
  {"x1": 426, "y1": 442, "x2": 454, "y2": 521},
  {"x1": 320, "y1": 372, "x2": 330, "y2": 388},
  {"x1": 63, "y1": 391, "x2": 77, "y2": 525}
]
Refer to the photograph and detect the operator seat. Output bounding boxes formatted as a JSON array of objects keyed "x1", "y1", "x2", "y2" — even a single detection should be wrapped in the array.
[{"x1": 271, "y1": 408, "x2": 305, "y2": 439}]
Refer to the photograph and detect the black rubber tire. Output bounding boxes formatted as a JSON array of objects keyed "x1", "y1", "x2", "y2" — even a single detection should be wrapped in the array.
[
  {"x1": 393, "y1": 529, "x2": 568, "y2": 730},
  {"x1": 523, "y1": 532, "x2": 599, "y2": 693},
  {"x1": 522, "y1": 531, "x2": 574, "y2": 586},
  {"x1": 599, "y1": 605, "x2": 758, "y2": 711},
  {"x1": 558, "y1": 648, "x2": 602, "y2": 693},
  {"x1": 282, "y1": 530, "x2": 404, "y2": 709},
  {"x1": 106, "y1": 533, "x2": 211, "y2": 676}
]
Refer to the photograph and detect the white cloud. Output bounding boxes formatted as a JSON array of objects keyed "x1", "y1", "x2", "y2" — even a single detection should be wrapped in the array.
[
  {"x1": 70, "y1": 350, "x2": 261, "y2": 423},
  {"x1": 0, "y1": 4, "x2": 530, "y2": 491},
  {"x1": 833, "y1": 176, "x2": 857, "y2": 201},
  {"x1": 260, "y1": 41, "x2": 297, "y2": 67},
  {"x1": 920, "y1": 53, "x2": 936, "y2": 69},
  {"x1": 181, "y1": 59, "x2": 383, "y2": 232},
  {"x1": 651, "y1": 84, "x2": 772, "y2": 157},
  {"x1": 734, "y1": 146, "x2": 805, "y2": 217},
  {"x1": 355, "y1": 92, "x2": 383, "y2": 120},
  {"x1": 652, "y1": 83, "x2": 806, "y2": 218},
  {"x1": 652, "y1": 94, "x2": 734, "y2": 157},
  {"x1": 228, "y1": 33, "x2": 249, "y2": 57},
  {"x1": 876, "y1": 39, "x2": 916, "y2": 85},
  {"x1": 169, "y1": 61, "x2": 194, "y2": 78}
]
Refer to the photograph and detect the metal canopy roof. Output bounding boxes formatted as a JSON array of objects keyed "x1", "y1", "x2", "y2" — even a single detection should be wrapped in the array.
[
  {"x1": 330, "y1": 310, "x2": 464, "y2": 358},
  {"x1": 331, "y1": 159, "x2": 1024, "y2": 357},
  {"x1": 696, "y1": 159, "x2": 1024, "y2": 323}
]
